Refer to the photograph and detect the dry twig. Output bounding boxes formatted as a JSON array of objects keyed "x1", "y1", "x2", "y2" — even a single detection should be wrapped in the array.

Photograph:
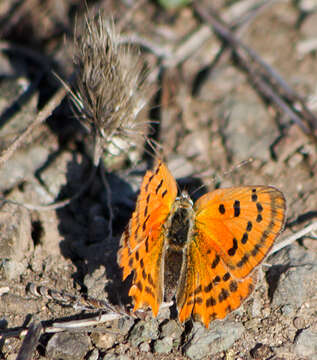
[
  {"x1": 270, "y1": 221, "x2": 317, "y2": 256},
  {"x1": 193, "y1": 3, "x2": 317, "y2": 140}
]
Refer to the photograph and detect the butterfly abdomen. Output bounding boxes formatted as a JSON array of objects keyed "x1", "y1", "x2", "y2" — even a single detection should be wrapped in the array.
[{"x1": 163, "y1": 194, "x2": 195, "y2": 301}]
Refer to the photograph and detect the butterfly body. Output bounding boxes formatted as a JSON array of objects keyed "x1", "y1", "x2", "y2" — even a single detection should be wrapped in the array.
[
  {"x1": 162, "y1": 192, "x2": 195, "y2": 303},
  {"x1": 118, "y1": 161, "x2": 286, "y2": 327}
]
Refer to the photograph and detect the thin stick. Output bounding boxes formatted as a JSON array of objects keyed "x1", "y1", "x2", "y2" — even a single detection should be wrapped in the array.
[
  {"x1": 270, "y1": 222, "x2": 317, "y2": 256},
  {"x1": 0, "y1": 87, "x2": 67, "y2": 168},
  {"x1": 99, "y1": 162, "x2": 114, "y2": 240},
  {"x1": 0, "y1": 312, "x2": 124, "y2": 341},
  {"x1": 16, "y1": 321, "x2": 42, "y2": 360}
]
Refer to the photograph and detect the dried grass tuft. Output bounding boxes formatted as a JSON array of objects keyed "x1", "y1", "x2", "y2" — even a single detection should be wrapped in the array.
[{"x1": 71, "y1": 13, "x2": 151, "y2": 165}]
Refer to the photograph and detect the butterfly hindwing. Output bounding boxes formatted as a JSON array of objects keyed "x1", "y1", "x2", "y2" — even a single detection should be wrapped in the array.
[
  {"x1": 177, "y1": 238, "x2": 255, "y2": 327},
  {"x1": 118, "y1": 161, "x2": 177, "y2": 316}
]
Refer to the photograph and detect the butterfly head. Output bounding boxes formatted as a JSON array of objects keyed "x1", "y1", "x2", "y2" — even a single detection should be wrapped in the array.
[{"x1": 175, "y1": 191, "x2": 194, "y2": 207}]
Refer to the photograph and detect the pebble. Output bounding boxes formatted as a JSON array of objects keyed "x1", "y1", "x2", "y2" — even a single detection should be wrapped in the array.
[
  {"x1": 128, "y1": 319, "x2": 159, "y2": 347},
  {"x1": 294, "y1": 328, "x2": 317, "y2": 359},
  {"x1": 160, "y1": 319, "x2": 183, "y2": 340},
  {"x1": 184, "y1": 321, "x2": 245, "y2": 360},
  {"x1": 0, "y1": 294, "x2": 40, "y2": 314},
  {"x1": 91, "y1": 332, "x2": 117, "y2": 350},
  {"x1": 139, "y1": 342, "x2": 151, "y2": 352},
  {"x1": 271, "y1": 246, "x2": 317, "y2": 311},
  {"x1": 46, "y1": 332, "x2": 91, "y2": 360},
  {"x1": 0, "y1": 204, "x2": 32, "y2": 265},
  {"x1": 221, "y1": 92, "x2": 278, "y2": 162},
  {"x1": 250, "y1": 343, "x2": 274, "y2": 359},
  {"x1": 2, "y1": 259, "x2": 27, "y2": 281},
  {"x1": 153, "y1": 336, "x2": 173, "y2": 354},
  {"x1": 87, "y1": 348, "x2": 99, "y2": 360},
  {"x1": 117, "y1": 317, "x2": 135, "y2": 336}
]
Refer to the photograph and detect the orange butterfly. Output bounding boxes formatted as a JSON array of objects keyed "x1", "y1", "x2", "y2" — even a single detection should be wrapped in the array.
[{"x1": 117, "y1": 160, "x2": 286, "y2": 327}]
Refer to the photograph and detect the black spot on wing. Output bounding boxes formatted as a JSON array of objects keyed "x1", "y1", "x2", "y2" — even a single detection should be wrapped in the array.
[
  {"x1": 142, "y1": 214, "x2": 150, "y2": 232},
  {"x1": 223, "y1": 272, "x2": 230, "y2": 281},
  {"x1": 219, "y1": 204, "x2": 225, "y2": 214},
  {"x1": 234, "y1": 200, "x2": 240, "y2": 217},
  {"x1": 237, "y1": 253, "x2": 250, "y2": 268},
  {"x1": 241, "y1": 232, "x2": 248, "y2": 244},
  {"x1": 211, "y1": 255, "x2": 220, "y2": 269},
  {"x1": 228, "y1": 238, "x2": 238, "y2": 256},
  {"x1": 204, "y1": 282, "x2": 213, "y2": 292},
  {"x1": 206, "y1": 296, "x2": 217, "y2": 307},
  {"x1": 145, "y1": 286, "x2": 155, "y2": 298},
  {"x1": 155, "y1": 179, "x2": 163, "y2": 194},
  {"x1": 256, "y1": 202, "x2": 263, "y2": 213},
  {"x1": 229, "y1": 281, "x2": 238, "y2": 292},
  {"x1": 218, "y1": 288, "x2": 229, "y2": 302},
  {"x1": 213, "y1": 276, "x2": 221, "y2": 285},
  {"x1": 148, "y1": 273, "x2": 155, "y2": 287},
  {"x1": 136, "y1": 281, "x2": 143, "y2": 292},
  {"x1": 246, "y1": 221, "x2": 252, "y2": 232}
]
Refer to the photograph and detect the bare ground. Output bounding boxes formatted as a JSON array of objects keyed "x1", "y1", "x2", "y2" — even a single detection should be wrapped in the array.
[{"x1": 0, "y1": 1, "x2": 317, "y2": 359}]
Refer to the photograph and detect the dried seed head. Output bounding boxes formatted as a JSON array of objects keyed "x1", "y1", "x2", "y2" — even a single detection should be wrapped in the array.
[{"x1": 71, "y1": 13, "x2": 151, "y2": 164}]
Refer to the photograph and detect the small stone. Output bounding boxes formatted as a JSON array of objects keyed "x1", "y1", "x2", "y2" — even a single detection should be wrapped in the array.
[
  {"x1": 39, "y1": 150, "x2": 73, "y2": 198},
  {"x1": 156, "y1": 303, "x2": 171, "y2": 322},
  {"x1": 0, "y1": 294, "x2": 40, "y2": 314},
  {"x1": 6, "y1": 355, "x2": 17, "y2": 360},
  {"x1": 129, "y1": 319, "x2": 159, "y2": 347},
  {"x1": 298, "y1": 0, "x2": 317, "y2": 12},
  {"x1": 221, "y1": 93, "x2": 278, "y2": 162},
  {"x1": 139, "y1": 342, "x2": 151, "y2": 352},
  {"x1": 0, "y1": 204, "x2": 32, "y2": 263},
  {"x1": 294, "y1": 328, "x2": 317, "y2": 359},
  {"x1": 161, "y1": 320, "x2": 183, "y2": 340},
  {"x1": 153, "y1": 337, "x2": 173, "y2": 354},
  {"x1": 117, "y1": 317, "x2": 135, "y2": 336},
  {"x1": 243, "y1": 319, "x2": 259, "y2": 331},
  {"x1": 271, "y1": 246, "x2": 317, "y2": 313},
  {"x1": 184, "y1": 321, "x2": 245, "y2": 360},
  {"x1": 46, "y1": 332, "x2": 91, "y2": 360},
  {"x1": 281, "y1": 304, "x2": 296, "y2": 316},
  {"x1": 2, "y1": 260, "x2": 27, "y2": 281},
  {"x1": 250, "y1": 343, "x2": 274, "y2": 359},
  {"x1": 84, "y1": 267, "x2": 107, "y2": 299},
  {"x1": 91, "y1": 332, "x2": 117, "y2": 350},
  {"x1": 87, "y1": 348, "x2": 99, "y2": 360},
  {"x1": 300, "y1": 10, "x2": 317, "y2": 37}
]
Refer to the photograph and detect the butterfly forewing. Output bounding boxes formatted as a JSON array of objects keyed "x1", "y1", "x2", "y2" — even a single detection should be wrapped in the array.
[
  {"x1": 193, "y1": 186, "x2": 286, "y2": 278},
  {"x1": 118, "y1": 161, "x2": 177, "y2": 316}
]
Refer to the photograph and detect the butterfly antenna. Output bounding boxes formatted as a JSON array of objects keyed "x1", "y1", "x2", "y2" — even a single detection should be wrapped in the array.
[
  {"x1": 190, "y1": 157, "x2": 254, "y2": 197},
  {"x1": 143, "y1": 136, "x2": 164, "y2": 160},
  {"x1": 222, "y1": 157, "x2": 254, "y2": 179}
]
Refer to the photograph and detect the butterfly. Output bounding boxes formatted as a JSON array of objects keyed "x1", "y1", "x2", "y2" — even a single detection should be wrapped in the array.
[{"x1": 117, "y1": 160, "x2": 286, "y2": 327}]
